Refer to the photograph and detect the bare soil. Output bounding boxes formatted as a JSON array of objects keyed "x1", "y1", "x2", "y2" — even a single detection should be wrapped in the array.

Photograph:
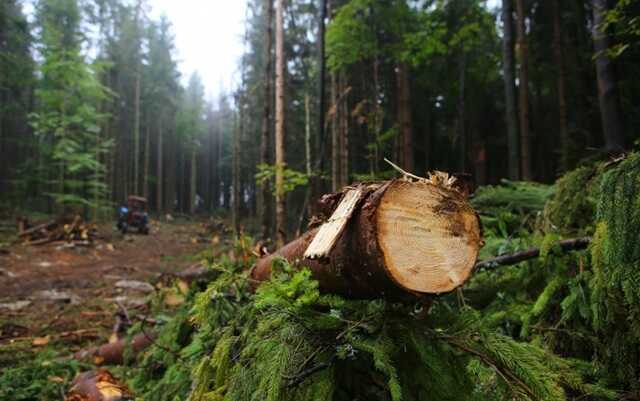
[{"x1": 0, "y1": 217, "x2": 216, "y2": 362}]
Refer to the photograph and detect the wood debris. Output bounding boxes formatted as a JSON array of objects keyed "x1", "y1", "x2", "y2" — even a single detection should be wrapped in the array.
[{"x1": 17, "y1": 215, "x2": 99, "y2": 246}]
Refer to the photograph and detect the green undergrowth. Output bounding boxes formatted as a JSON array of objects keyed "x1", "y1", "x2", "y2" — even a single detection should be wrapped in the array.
[
  {"x1": 0, "y1": 348, "x2": 90, "y2": 401},
  {"x1": 125, "y1": 156, "x2": 640, "y2": 400},
  {"x1": 468, "y1": 153, "x2": 640, "y2": 396},
  {"x1": 125, "y1": 256, "x2": 616, "y2": 401},
  {"x1": 6, "y1": 156, "x2": 640, "y2": 400}
]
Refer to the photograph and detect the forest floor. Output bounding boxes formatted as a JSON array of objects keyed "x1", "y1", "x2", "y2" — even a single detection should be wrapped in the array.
[{"x1": 0, "y1": 216, "x2": 221, "y2": 365}]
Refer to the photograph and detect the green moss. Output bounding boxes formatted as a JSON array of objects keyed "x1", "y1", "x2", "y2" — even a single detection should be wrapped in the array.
[
  {"x1": 543, "y1": 165, "x2": 600, "y2": 233},
  {"x1": 589, "y1": 153, "x2": 640, "y2": 389},
  {"x1": 472, "y1": 180, "x2": 555, "y2": 215}
]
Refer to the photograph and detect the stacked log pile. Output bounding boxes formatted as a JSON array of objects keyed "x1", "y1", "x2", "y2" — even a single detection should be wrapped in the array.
[{"x1": 17, "y1": 215, "x2": 99, "y2": 246}]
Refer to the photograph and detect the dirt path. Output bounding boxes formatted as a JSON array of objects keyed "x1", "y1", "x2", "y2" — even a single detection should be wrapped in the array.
[{"x1": 0, "y1": 218, "x2": 217, "y2": 358}]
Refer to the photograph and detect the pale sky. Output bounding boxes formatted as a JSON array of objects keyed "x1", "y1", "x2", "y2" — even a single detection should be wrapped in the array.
[{"x1": 148, "y1": 1, "x2": 248, "y2": 98}]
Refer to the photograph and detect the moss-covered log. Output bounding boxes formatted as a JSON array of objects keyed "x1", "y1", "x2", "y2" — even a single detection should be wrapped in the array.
[{"x1": 252, "y1": 179, "x2": 482, "y2": 298}]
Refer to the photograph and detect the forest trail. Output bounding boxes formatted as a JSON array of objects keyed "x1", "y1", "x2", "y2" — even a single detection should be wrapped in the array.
[{"x1": 0, "y1": 218, "x2": 214, "y2": 352}]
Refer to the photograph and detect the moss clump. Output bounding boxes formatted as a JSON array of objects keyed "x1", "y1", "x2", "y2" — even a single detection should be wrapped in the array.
[
  {"x1": 590, "y1": 153, "x2": 640, "y2": 389},
  {"x1": 472, "y1": 180, "x2": 555, "y2": 215},
  {"x1": 543, "y1": 165, "x2": 601, "y2": 234}
]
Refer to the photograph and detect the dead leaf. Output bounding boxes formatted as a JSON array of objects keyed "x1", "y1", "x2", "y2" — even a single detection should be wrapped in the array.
[
  {"x1": 164, "y1": 292, "x2": 185, "y2": 307},
  {"x1": 177, "y1": 279, "x2": 189, "y2": 295},
  {"x1": 48, "y1": 376, "x2": 65, "y2": 383},
  {"x1": 106, "y1": 243, "x2": 115, "y2": 252},
  {"x1": 33, "y1": 335, "x2": 51, "y2": 346}
]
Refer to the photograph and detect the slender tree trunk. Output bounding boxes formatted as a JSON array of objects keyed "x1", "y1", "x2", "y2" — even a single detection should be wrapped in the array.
[
  {"x1": 305, "y1": 93, "x2": 312, "y2": 176},
  {"x1": 501, "y1": 0, "x2": 519, "y2": 180},
  {"x1": 275, "y1": 0, "x2": 286, "y2": 246},
  {"x1": 515, "y1": 0, "x2": 532, "y2": 180},
  {"x1": 457, "y1": 53, "x2": 466, "y2": 173},
  {"x1": 190, "y1": 147, "x2": 197, "y2": 214},
  {"x1": 259, "y1": 0, "x2": 274, "y2": 240},
  {"x1": 552, "y1": 0, "x2": 570, "y2": 171},
  {"x1": 132, "y1": 0, "x2": 143, "y2": 196},
  {"x1": 133, "y1": 75, "x2": 141, "y2": 195},
  {"x1": 591, "y1": 0, "x2": 625, "y2": 154},
  {"x1": 396, "y1": 62, "x2": 413, "y2": 173},
  {"x1": 331, "y1": 73, "x2": 339, "y2": 192},
  {"x1": 317, "y1": 0, "x2": 327, "y2": 172},
  {"x1": 156, "y1": 122, "x2": 163, "y2": 212},
  {"x1": 339, "y1": 72, "x2": 349, "y2": 187},
  {"x1": 232, "y1": 109, "x2": 241, "y2": 235},
  {"x1": 143, "y1": 116, "x2": 150, "y2": 200}
]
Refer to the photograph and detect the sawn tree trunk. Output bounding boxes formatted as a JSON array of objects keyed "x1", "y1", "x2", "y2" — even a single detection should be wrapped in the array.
[{"x1": 251, "y1": 179, "x2": 482, "y2": 299}]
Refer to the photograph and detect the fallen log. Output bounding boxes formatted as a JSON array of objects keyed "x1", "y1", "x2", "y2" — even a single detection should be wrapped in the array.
[
  {"x1": 474, "y1": 237, "x2": 592, "y2": 270},
  {"x1": 252, "y1": 177, "x2": 482, "y2": 298}
]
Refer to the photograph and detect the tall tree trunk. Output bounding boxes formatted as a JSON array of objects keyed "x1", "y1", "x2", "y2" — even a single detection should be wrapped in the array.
[
  {"x1": 331, "y1": 73, "x2": 339, "y2": 192},
  {"x1": 133, "y1": 75, "x2": 141, "y2": 195},
  {"x1": 317, "y1": 0, "x2": 327, "y2": 172},
  {"x1": 501, "y1": 0, "x2": 519, "y2": 180},
  {"x1": 189, "y1": 147, "x2": 196, "y2": 214},
  {"x1": 339, "y1": 72, "x2": 349, "y2": 187},
  {"x1": 591, "y1": 0, "x2": 625, "y2": 154},
  {"x1": 396, "y1": 62, "x2": 413, "y2": 173},
  {"x1": 259, "y1": 0, "x2": 274, "y2": 240},
  {"x1": 552, "y1": 0, "x2": 570, "y2": 171},
  {"x1": 156, "y1": 122, "x2": 163, "y2": 212},
  {"x1": 143, "y1": 116, "x2": 150, "y2": 200},
  {"x1": 515, "y1": 0, "x2": 532, "y2": 180},
  {"x1": 275, "y1": 0, "x2": 286, "y2": 247},
  {"x1": 232, "y1": 110, "x2": 241, "y2": 235},
  {"x1": 305, "y1": 93, "x2": 312, "y2": 176},
  {"x1": 457, "y1": 53, "x2": 466, "y2": 173},
  {"x1": 132, "y1": 0, "x2": 143, "y2": 196}
]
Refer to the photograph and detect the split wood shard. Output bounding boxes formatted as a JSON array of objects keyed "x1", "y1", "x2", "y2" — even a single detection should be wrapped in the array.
[{"x1": 304, "y1": 188, "x2": 363, "y2": 259}]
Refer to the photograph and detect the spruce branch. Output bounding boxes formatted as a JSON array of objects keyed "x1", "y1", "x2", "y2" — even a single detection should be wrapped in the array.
[{"x1": 475, "y1": 237, "x2": 592, "y2": 270}]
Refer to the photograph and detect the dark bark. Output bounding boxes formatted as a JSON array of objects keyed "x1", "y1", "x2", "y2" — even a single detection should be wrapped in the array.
[
  {"x1": 501, "y1": 0, "x2": 520, "y2": 180},
  {"x1": 339, "y1": 72, "x2": 349, "y2": 187},
  {"x1": 553, "y1": 0, "x2": 571, "y2": 171},
  {"x1": 475, "y1": 237, "x2": 591, "y2": 270},
  {"x1": 515, "y1": 0, "x2": 532, "y2": 180},
  {"x1": 591, "y1": 0, "x2": 625, "y2": 154}
]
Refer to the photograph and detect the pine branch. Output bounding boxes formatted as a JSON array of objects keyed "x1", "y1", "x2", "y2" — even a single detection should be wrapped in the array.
[
  {"x1": 285, "y1": 355, "x2": 337, "y2": 388},
  {"x1": 475, "y1": 237, "x2": 592, "y2": 270}
]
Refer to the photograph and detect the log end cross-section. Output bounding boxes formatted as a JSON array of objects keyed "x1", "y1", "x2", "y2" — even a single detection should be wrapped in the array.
[{"x1": 376, "y1": 180, "x2": 481, "y2": 294}]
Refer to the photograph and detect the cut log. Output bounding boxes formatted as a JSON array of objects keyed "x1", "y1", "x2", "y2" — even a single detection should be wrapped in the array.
[{"x1": 251, "y1": 179, "x2": 482, "y2": 298}]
